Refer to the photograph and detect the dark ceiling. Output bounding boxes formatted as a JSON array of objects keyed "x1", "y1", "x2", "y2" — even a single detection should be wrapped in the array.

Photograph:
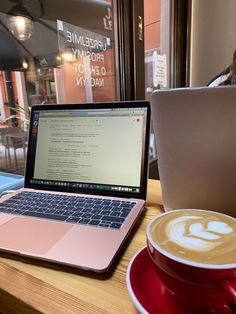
[{"x1": 0, "y1": 0, "x2": 112, "y2": 70}]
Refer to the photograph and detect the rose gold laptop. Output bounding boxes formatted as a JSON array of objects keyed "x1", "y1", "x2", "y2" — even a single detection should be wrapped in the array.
[
  {"x1": 0, "y1": 101, "x2": 150, "y2": 272},
  {"x1": 151, "y1": 86, "x2": 236, "y2": 217}
]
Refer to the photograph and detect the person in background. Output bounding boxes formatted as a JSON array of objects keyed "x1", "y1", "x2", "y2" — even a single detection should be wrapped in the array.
[{"x1": 208, "y1": 49, "x2": 236, "y2": 86}]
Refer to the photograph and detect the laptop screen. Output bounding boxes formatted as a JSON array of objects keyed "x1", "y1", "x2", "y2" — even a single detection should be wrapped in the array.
[{"x1": 25, "y1": 102, "x2": 150, "y2": 199}]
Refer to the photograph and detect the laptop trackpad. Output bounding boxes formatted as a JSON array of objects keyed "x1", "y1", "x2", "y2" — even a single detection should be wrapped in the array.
[{"x1": 0, "y1": 217, "x2": 72, "y2": 254}]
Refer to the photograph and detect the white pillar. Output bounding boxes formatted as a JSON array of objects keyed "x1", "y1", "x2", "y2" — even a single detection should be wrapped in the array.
[
  {"x1": 54, "y1": 68, "x2": 65, "y2": 104},
  {"x1": 0, "y1": 78, "x2": 5, "y2": 119},
  {"x1": 15, "y1": 71, "x2": 29, "y2": 128}
]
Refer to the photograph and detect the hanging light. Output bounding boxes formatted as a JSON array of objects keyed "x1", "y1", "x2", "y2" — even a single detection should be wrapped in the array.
[
  {"x1": 7, "y1": 0, "x2": 34, "y2": 42},
  {"x1": 22, "y1": 59, "x2": 28, "y2": 69}
]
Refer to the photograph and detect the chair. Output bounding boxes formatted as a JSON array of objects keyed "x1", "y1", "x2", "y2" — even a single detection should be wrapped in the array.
[{"x1": 0, "y1": 127, "x2": 28, "y2": 166}]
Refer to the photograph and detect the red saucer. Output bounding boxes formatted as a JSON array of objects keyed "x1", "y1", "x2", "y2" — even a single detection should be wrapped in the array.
[{"x1": 126, "y1": 247, "x2": 202, "y2": 314}]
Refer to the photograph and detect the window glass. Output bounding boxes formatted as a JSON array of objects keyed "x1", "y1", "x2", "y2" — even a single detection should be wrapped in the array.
[
  {"x1": 144, "y1": 0, "x2": 162, "y2": 179},
  {"x1": 0, "y1": 0, "x2": 117, "y2": 175},
  {"x1": 144, "y1": 0, "x2": 163, "y2": 103}
]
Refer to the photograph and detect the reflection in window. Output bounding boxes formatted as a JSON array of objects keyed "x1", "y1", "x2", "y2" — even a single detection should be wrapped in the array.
[{"x1": 0, "y1": 0, "x2": 116, "y2": 175}]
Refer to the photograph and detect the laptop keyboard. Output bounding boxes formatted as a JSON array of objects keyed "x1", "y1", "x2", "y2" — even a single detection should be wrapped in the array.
[{"x1": 0, "y1": 192, "x2": 136, "y2": 229}]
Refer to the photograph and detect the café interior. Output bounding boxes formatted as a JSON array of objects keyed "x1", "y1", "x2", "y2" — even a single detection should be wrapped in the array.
[{"x1": 0, "y1": 0, "x2": 235, "y2": 313}]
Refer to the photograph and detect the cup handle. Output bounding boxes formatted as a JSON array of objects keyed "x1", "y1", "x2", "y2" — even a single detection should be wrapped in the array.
[
  {"x1": 209, "y1": 305, "x2": 235, "y2": 314},
  {"x1": 222, "y1": 278, "x2": 236, "y2": 313},
  {"x1": 209, "y1": 279, "x2": 236, "y2": 314},
  {"x1": 209, "y1": 305, "x2": 236, "y2": 314}
]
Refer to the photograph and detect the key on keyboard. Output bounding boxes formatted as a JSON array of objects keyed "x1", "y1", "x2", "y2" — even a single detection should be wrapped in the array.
[{"x1": 0, "y1": 191, "x2": 136, "y2": 229}]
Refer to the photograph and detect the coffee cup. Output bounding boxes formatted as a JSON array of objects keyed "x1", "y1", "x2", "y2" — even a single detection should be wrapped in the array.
[{"x1": 146, "y1": 209, "x2": 236, "y2": 312}]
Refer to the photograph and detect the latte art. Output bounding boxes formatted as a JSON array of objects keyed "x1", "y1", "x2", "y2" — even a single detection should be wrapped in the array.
[
  {"x1": 167, "y1": 216, "x2": 233, "y2": 252},
  {"x1": 150, "y1": 210, "x2": 236, "y2": 265}
]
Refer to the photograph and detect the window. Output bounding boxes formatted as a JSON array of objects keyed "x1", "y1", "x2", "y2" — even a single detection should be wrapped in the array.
[{"x1": 0, "y1": 0, "x2": 122, "y2": 175}]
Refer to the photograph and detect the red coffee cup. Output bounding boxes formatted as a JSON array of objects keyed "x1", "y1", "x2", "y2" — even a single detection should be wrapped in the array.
[{"x1": 146, "y1": 209, "x2": 236, "y2": 312}]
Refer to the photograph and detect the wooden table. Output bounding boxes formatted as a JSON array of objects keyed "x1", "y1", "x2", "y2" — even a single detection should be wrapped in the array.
[{"x1": 0, "y1": 180, "x2": 163, "y2": 314}]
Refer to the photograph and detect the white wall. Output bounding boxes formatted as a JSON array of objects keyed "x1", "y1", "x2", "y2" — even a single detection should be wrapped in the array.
[{"x1": 190, "y1": 0, "x2": 236, "y2": 86}]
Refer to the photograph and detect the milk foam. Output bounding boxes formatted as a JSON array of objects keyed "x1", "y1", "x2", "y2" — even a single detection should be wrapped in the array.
[
  {"x1": 150, "y1": 210, "x2": 236, "y2": 265},
  {"x1": 166, "y1": 215, "x2": 233, "y2": 252}
]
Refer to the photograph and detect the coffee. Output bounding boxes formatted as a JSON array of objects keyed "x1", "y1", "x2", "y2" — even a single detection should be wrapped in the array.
[{"x1": 150, "y1": 209, "x2": 236, "y2": 265}]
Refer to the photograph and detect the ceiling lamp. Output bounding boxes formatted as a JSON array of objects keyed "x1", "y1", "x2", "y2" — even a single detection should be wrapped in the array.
[{"x1": 7, "y1": 0, "x2": 34, "y2": 42}]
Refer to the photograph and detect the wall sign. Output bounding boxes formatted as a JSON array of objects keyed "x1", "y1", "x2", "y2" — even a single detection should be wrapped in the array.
[
  {"x1": 57, "y1": 20, "x2": 111, "y2": 88},
  {"x1": 153, "y1": 52, "x2": 167, "y2": 88}
]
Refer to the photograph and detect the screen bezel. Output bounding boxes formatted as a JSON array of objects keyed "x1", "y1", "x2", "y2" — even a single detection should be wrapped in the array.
[{"x1": 24, "y1": 101, "x2": 150, "y2": 200}]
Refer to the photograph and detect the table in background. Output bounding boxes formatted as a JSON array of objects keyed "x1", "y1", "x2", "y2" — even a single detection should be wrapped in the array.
[
  {"x1": 5, "y1": 131, "x2": 28, "y2": 166},
  {"x1": 0, "y1": 179, "x2": 163, "y2": 314}
]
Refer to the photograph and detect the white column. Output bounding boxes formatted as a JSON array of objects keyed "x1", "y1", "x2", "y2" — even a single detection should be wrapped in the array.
[
  {"x1": 54, "y1": 68, "x2": 65, "y2": 104},
  {"x1": 0, "y1": 78, "x2": 5, "y2": 119},
  {"x1": 84, "y1": 56, "x2": 93, "y2": 103},
  {"x1": 15, "y1": 71, "x2": 29, "y2": 129}
]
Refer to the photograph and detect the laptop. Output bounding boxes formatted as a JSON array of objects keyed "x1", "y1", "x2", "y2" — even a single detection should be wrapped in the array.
[
  {"x1": 0, "y1": 101, "x2": 150, "y2": 272},
  {"x1": 151, "y1": 86, "x2": 236, "y2": 217}
]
